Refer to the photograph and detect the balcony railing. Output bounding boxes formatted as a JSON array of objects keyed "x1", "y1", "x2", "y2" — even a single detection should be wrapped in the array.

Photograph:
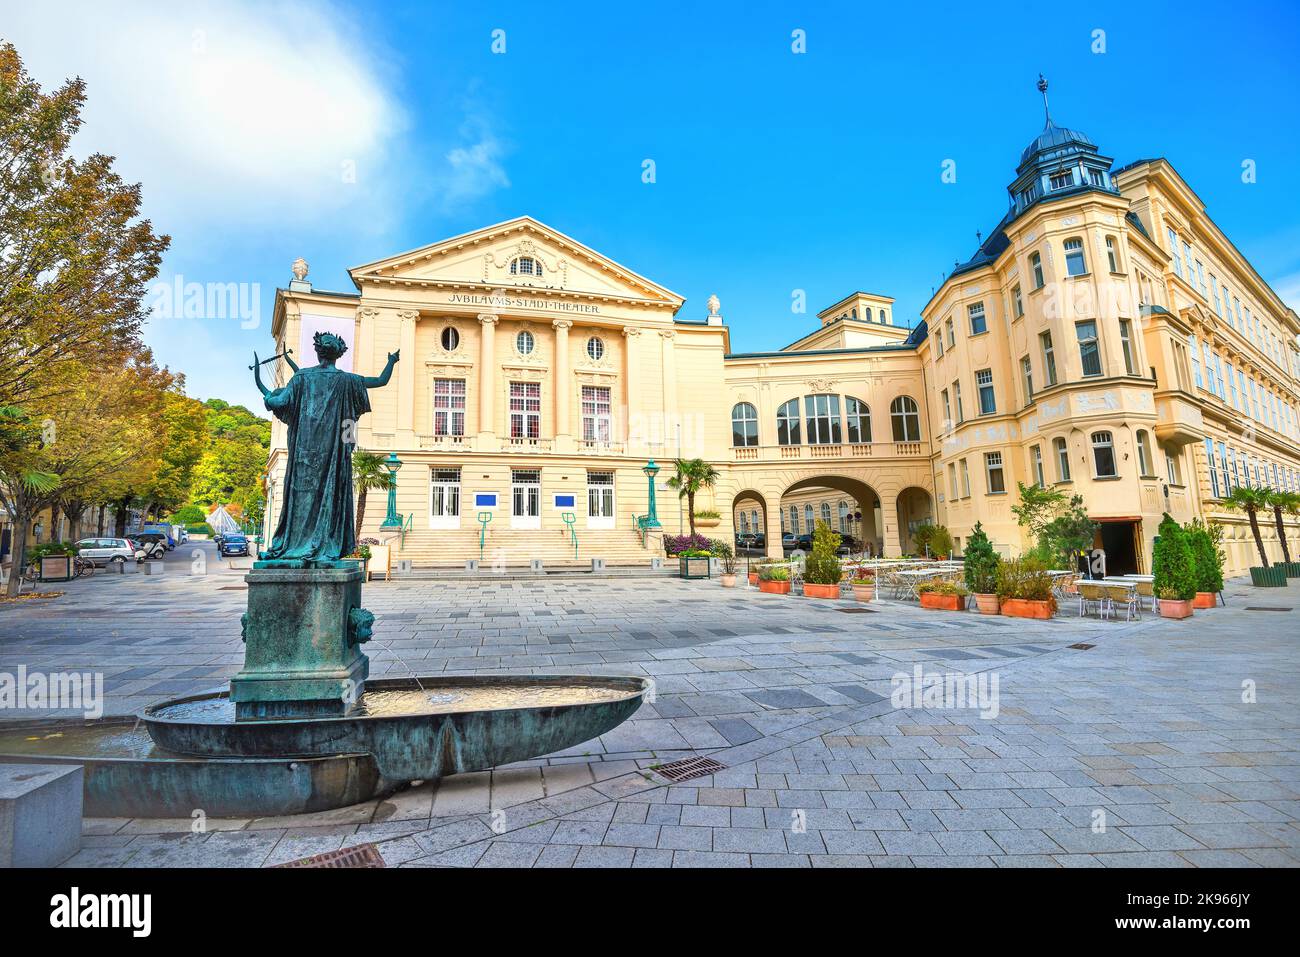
[
  {"x1": 732, "y1": 442, "x2": 926, "y2": 461},
  {"x1": 419, "y1": 434, "x2": 471, "y2": 451}
]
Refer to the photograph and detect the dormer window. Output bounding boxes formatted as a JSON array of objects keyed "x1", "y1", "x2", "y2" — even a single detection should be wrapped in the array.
[
  {"x1": 1088, "y1": 169, "x2": 1107, "y2": 188},
  {"x1": 1049, "y1": 169, "x2": 1075, "y2": 190},
  {"x1": 510, "y1": 256, "x2": 542, "y2": 277}
]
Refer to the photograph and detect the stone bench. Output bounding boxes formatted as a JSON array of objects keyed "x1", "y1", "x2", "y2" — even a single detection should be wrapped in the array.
[{"x1": 0, "y1": 764, "x2": 83, "y2": 868}]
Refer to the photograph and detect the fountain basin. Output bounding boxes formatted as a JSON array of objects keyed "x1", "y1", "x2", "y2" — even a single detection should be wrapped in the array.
[
  {"x1": 145, "y1": 675, "x2": 650, "y2": 783},
  {"x1": 0, "y1": 717, "x2": 382, "y2": 818}
]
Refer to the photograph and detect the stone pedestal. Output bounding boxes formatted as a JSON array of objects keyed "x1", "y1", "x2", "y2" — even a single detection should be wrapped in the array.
[
  {"x1": 0, "y1": 764, "x2": 83, "y2": 868},
  {"x1": 230, "y1": 565, "x2": 373, "y2": 720}
]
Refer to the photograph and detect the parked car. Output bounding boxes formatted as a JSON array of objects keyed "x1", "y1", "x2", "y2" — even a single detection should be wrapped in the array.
[
  {"x1": 131, "y1": 532, "x2": 169, "y2": 559},
  {"x1": 140, "y1": 523, "x2": 176, "y2": 548},
  {"x1": 735, "y1": 533, "x2": 758, "y2": 550},
  {"x1": 74, "y1": 537, "x2": 143, "y2": 566},
  {"x1": 219, "y1": 534, "x2": 250, "y2": 557},
  {"x1": 751, "y1": 532, "x2": 766, "y2": 549},
  {"x1": 781, "y1": 532, "x2": 796, "y2": 551}
]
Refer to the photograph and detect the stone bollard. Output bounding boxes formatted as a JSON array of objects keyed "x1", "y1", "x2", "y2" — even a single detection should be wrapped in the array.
[
  {"x1": 0, "y1": 764, "x2": 83, "y2": 867},
  {"x1": 144, "y1": 561, "x2": 165, "y2": 576},
  {"x1": 650, "y1": 557, "x2": 663, "y2": 570},
  {"x1": 465, "y1": 559, "x2": 479, "y2": 572},
  {"x1": 530, "y1": 559, "x2": 544, "y2": 573},
  {"x1": 591, "y1": 557, "x2": 606, "y2": 572}
]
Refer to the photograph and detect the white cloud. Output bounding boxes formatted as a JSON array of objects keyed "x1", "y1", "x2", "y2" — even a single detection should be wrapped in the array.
[
  {"x1": 442, "y1": 119, "x2": 511, "y2": 208},
  {"x1": 3, "y1": 0, "x2": 405, "y2": 224},
  {"x1": 1271, "y1": 271, "x2": 1300, "y2": 319}
]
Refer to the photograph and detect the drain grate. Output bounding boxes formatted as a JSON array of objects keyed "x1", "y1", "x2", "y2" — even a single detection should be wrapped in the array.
[
  {"x1": 1244, "y1": 607, "x2": 1292, "y2": 612},
  {"x1": 837, "y1": 606, "x2": 876, "y2": 614},
  {"x1": 1067, "y1": 643, "x2": 1095, "y2": 650},
  {"x1": 276, "y1": 843, "x2": 385, "y2": 868},
  {"x1": 651, "y1": 756, "x2": 727, "y2": 783}
]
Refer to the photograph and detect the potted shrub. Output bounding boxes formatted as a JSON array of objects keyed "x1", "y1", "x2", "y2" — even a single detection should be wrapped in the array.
[
  {"x1": 996, "y1": 557, "x2": 1056, "y2": 619},
  {"x1": 715, "y1": 541, "x2": 737, "y2": 587},
  {"x1": 1152, "y1": 513, "x2": 1196, "y2": 617},
  {"x1": 918, "y1": 579, "x2": 967, "y2": 611},
  {"x1": 693, "y1": 508, "x2": 721, "y2": 529},
  {"x1": 850, "y1": 570, "x2": 874, "y2": 601},
  {"x1": 1221, "y1": 487, "x2": 1286, "y2": 586},
  {"x1": 758, "y1": 563, "x2": 791, "y2": 595},
  {"x1": 678, "y1": 548, "x2": 712, "y2": 580},
  {"x1": 1184, "y1": 519, "x2": 1223, "y2": 609},
  {"x1": 963, "y1": 521, "x2": 1001, "y2": 614},
  {"x1": 801, "y1": 520, "x2": 843, "y2": 598}
]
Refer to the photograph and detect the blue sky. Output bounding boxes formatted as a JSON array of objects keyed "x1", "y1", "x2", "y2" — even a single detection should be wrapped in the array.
[{"x1": 5, "y1": 0, "x2": 1299, "y2": 410}]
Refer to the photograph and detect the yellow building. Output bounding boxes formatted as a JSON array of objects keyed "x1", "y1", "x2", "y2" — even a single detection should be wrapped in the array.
[{"x1": 265, "y1": 100, "x2": 1299, "y2": 577}]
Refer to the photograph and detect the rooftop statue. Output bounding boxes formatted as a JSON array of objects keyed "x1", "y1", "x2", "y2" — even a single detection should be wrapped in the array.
[{"x1": 252, "y1": 332, "x2": 399, "y2": 565}]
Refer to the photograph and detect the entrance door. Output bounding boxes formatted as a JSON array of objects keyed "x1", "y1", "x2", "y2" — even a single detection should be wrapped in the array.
[{"x1": 1095, "y1": 520, "x2": 1140, "y2": 576}]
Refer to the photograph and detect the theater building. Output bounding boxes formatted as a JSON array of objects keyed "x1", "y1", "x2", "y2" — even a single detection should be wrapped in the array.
[{"x1": 265, "y1": 102, "x2": 1299, "y2": 577}]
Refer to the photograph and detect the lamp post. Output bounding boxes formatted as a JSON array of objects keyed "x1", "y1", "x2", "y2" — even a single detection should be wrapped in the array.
[
  {"x1": 642, "y1": 459, "x2": 661, "y2": 528},
  {"x1": 380, "y1": 451, "x2": 404, "y2": 528}
]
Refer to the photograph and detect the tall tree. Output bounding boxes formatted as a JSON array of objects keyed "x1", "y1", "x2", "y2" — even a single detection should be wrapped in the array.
[
  {"x1": 1266, "y1": 489, "x2": 1299, "y2": 565},
  {"x1": 352, "y1": 450, "x2": 393, "y2": 540},
  {"x1": 1222, "y1": 486, "x2": 1274, "y2": 569},
  {"x1": 666, "y1": 458, "x2": 720, "y2": 538},
  {"x1": 0, "y1": 43, "x2": 169, "y2": 410}
]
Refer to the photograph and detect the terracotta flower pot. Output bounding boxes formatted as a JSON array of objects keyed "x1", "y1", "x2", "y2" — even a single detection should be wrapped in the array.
[
  {"x1": 974, "y1": 593, "x2": 1000, "y2": 615},
  {"x1": 748, "y1": 572, "x2": 759, "y2": 586},
  {"x1": 802, "y1": 582, "x2": 841, "y2": 599},
  {"x1": 720, "y1": 574, "x2": 737, "y2": 588},
  {"x1": 1192, "y1": 591, "x2": 1216, "y2": 609},
  {"x1": 758, "y1": 579, "x2": 790, "y2": 595},
  {"x1": 851, "y1": 583, "x2": 874, "y2": 601},
  {"x1": 920, "y1": 592, "x2": 963, "y2": 611},
  {"x1": 1158, "y1": 598, "x2": 1194, "y2": 619},
  {"x1": 694, "y1": 517, "x2": 720, "y2": 528},
  {"x1": 1000, "y1": 598, "x2": 1053, "y2": 619}
]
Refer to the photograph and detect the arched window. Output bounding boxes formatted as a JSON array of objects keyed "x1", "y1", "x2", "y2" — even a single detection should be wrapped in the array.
[
  {"x1": 803, "y1": 394, "x2": 842, "y2": 444},
  {"x1": 1091, "y1": 430, "x2": 1117, "y2": 477},
  {"x1": 739, "y1": 512, "x2": 749, "y2": 534},
  {"x1": 731, "y1": 402, "x2": 758, "y2": 447},
  {"x1": 803, "y1": 504, "x2": 814, "y2": 532},
  {"x1": 1135, "y1": 429, "x2": 1153, "y2": 477},
  {"x1": 845, "y1": 397, "x2": 871, "y2": 444},
  {"x1": 1053, "y1": 437, "x2": 1070, "y2": 481},
  {"x1": 820, "y1": 502, "x2": 831, "y2": 527},
  {"x1": 509, "y1": 256, "x2": 542, "y2": 277},
  {"x1": 838, "y1": 500, "x2": 849, "y2": 533},
  {"x1": 1063, "y1": 237, "x2": 1087, "y2": 277},
  {"x1": 788, "y1": 506, "x2": 799, "y2": 534},
  {"x1": 865, "y1": 307, "x2": 873, "y2": 322},
  {"x1": 751, "y1": 509, "x2": 759, "y2": 533},
  {"x1": 777, "y1": 399, "x2": 801, "y2": 445},
  {"x1": 890, "y1": 396, "x2": 921, "y2": 442}
]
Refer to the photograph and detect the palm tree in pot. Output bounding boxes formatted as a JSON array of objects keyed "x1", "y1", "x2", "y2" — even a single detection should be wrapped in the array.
[
  {"x1": 666, "y1": 458, "x2": 720, "y2": 538},
  {"x1": 352, "y1": 450, "x2": 394, "y2": 541},
  {"x1": 1265, "y1": 489, "x2": 1299, "y2": 567},
  {"x1": 1222, "y1": 486, "x2": 1282, "y2": 585}
]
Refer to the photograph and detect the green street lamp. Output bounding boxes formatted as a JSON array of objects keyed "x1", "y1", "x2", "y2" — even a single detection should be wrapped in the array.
[
  {"x1": 642, "y1": 458, "x2": 661, "y2": 528},
  {"x1": 380, "y1": 451, "x2": 404, "y2": 528}
]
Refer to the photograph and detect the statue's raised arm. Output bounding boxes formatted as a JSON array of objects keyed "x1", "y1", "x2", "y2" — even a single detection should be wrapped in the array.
[{"x1": 362, "y1": 350, "x2": 400, "y2": 388}]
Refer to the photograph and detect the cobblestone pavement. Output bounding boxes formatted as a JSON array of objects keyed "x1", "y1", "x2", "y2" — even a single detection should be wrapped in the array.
[{"x1": 2, "y1": 544, "x2": 1297, "y2": 867}]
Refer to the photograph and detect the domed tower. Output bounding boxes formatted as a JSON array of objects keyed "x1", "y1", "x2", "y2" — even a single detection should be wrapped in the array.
[{"x1": 1007, "y1": 75, "x2": 1118, "y2": 216}]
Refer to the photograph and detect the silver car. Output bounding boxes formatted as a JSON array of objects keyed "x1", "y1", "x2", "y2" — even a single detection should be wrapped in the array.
[{"x1": 75, "y1": 537, "x2": 144, "y2": 566}]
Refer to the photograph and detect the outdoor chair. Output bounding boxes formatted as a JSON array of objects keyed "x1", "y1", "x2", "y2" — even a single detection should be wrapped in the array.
[
  {"x1": 1103, "y1": 584, "x2": 1140, "y2": 622},
  {"x1": 1077, "y1": 581, "x2": 1108, "y2": 619},
  {"x1": 1133, "y1": 580, "x2": 1157, "y2": 613}
]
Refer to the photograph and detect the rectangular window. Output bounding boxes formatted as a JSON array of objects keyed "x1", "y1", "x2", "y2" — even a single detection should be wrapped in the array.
[
  {"x1": 1020, "y1": 355, "x2": 1033, "y2": 402},
  {"x1": 1182, "y1": 242, "x2": 1194, "y2": 280},
  {"x1": 1210, "y1": 275, "x2": 1221, "y2": 314},
  {"x1": 1012, "y1": 284, "x2": 1023, "y2": 318},
  {"x1": 976, "y1": 368, "x2": 996, "y2": 415},
  {"x1": 586, "y1": 471, "x2": 615, "y2": 525},
  {"x1": 1205, "y1": 439, "x2": 1220, "y2": 498},
  {"x1": 1055, "y1": 438, "x2": 1071, "y2": 481},
  {"x1": 984, "y1": 452, "x2": 1005, "y2": 494},
  {"x1": 1119, "y1": 319, "x2": 1135, "y2": 375},
  {"x1": 1040, "y1": 331, "x2": 1058, "y2": 385},
  {"x1": 429, "y1": 467, "x2": 461, "y2": 527},
  {"x1": 1188, "y1": 335, "x2": 1202, "y2": 388},
  {"x1": 944, "y1": 318, "x2": 955, "y2": 349},
  {"x1": 1031, "y1": 253, "x2": 1044, "y2": 289},
  {"x1": 1228, "y1": 363, "x2": 1238, "y2": 407},
  {"x1": 953, "y1": 380, "x2": 964, "y2": 423},
  {"x1": 948, "y1": 462, "x2": 959, "y2": 499},
  {"x1": 934, "y1": 333, "x2": 943, "y2": 358},
  {"x1": 509, "y1": 382, "x2": 541, "y2": 440},
  {"x1": 1076, "y1": 320, "x2": 1102, "y2": 377},
  {"x1": 1050, "y1": 170, "x2": 1074, "y2": 190},
  {"x1": 940, "y1": 389, "x2": 951, "y2": 427},
  {"x1": 433, "y1": 378, "x2": 466, "y2": 436},
  {"x1": 968, "y1": 302, "x2": 987, "y2": 335},
  {"x1": 581, "y1": 385, "x2": 612, "y2": 443},
  {"x1": 511, "y1": 468, "x2": 541, "y2": 526},
  {"x1": 1195, "y1": 260, "x2": 1206, "y2": 295},
  {"x1": 1167, "y1": 228, "x2": 1182, "y2": 277},
  {"x1": 1106, "y1": 237, "x2": 1119, "y2": 273},
  {"x1": 1031, "y1": 444, "x2": 1045, "y2": 488},
  {"x1": 960, "y1": 458, "x2": 971, "y2": 498}
]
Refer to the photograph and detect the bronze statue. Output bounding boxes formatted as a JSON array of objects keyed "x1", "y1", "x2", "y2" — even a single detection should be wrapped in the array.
[{"x1": 253, "y1": 331, "x2": 398, "y2": 565}]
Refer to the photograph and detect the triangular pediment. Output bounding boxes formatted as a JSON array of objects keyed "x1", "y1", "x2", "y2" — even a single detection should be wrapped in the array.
[{"x1": 349, "y1": 216, "x2": 684, "y2": 312}]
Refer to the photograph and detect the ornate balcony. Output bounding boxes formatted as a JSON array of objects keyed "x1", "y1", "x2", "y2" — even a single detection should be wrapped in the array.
[{"x1": 731, "y1": 442, "x2": 926, "y2": 462}]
